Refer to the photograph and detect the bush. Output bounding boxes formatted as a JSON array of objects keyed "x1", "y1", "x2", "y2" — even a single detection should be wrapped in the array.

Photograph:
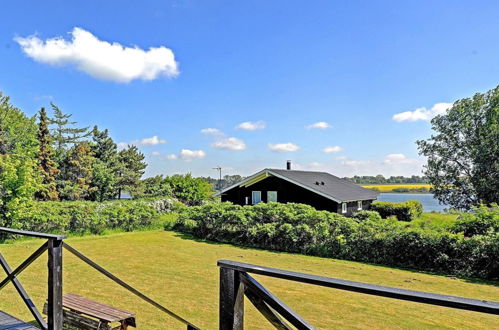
[
  {"x1": 10, "y1": 198, "x2": 176, "y2": 235},
  {"x1": 451, "y1": 204, "x2": 499, "y2": 236},
  {"x1": 371, "y1": 200, "x2": 423, "y2": 221},
  {"x1": 173, "y1": 201, "x2": 498, "y2": 280}
]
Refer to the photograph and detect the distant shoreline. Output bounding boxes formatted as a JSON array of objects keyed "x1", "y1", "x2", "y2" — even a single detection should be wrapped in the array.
[{"x1": 360, "y1": 184, "x2": 432, "y2": 194}]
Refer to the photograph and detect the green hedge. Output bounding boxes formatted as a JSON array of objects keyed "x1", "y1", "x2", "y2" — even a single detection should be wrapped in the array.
[
  {"x1": 370, "y1": 200, "x2": 423, "y2": 221},
  {"x1": 4, "y1": 198, "x2": 177, "y2": 235},
  {"x1": 173, "y1": 202, "x2": 498, "y2": 280}
]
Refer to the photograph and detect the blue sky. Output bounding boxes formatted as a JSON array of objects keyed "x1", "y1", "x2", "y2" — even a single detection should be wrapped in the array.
[{"x1": 2, "y1": 1, "x2": 499, "y2": 178}]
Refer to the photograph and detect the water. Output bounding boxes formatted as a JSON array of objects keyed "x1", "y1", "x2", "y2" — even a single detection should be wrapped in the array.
[{"x1": 377, "y1": 193, "x2": 449, "y2": 212}]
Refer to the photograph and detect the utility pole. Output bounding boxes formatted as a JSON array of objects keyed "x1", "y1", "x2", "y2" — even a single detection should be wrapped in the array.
[{"x1": 213, "y1": 166, "x2": 222, "y2": 191}]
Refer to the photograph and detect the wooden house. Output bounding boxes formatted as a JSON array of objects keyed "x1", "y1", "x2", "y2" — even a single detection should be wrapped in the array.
[{"x1": 215, "y1": 161, "x2": 379, "y2": 216}]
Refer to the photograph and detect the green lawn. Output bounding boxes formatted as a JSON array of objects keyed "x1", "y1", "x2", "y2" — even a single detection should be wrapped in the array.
[{"x1": 0, "y1": 230, "x2": 497, "y2": 329}]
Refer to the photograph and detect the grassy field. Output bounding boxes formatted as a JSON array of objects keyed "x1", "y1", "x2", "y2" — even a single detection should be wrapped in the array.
[
  {"x1": 361, "y1": 184, "x2": 432, "y2": 193},
  {"x1": 1, "y1": 230, "x2": 497, "y2": 329}
]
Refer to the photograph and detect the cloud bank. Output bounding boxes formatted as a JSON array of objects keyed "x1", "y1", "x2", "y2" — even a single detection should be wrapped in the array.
[
  {"x1": 235, "y1": 121, "x2": 266, "y2": 131},
  {"x1": 15, "y1": 27, "x2": 179, "y2": 83},
  {"x1": 118, "y1": 135, "x2": 167, "y2": 148},
  {"x1": 306, "y1": 121, "x2": 331, "y2": 129},
  {"x1": 268, "y1": 143, "x2": 299, "y2": 152},
  {"x1": 392, "y1": 103, "x2": 452, "y2": 122},
  {"x1": 167, "y1": 149, "x2": 206, "y2": 161},
  {"x1": 212, "y1": 137, "x2": 246, "y2": 151}
]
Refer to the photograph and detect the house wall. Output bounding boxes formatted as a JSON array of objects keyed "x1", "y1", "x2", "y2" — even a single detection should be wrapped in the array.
[{"x1": 221, "y1": 176, "x2": 375, "y2": 215}]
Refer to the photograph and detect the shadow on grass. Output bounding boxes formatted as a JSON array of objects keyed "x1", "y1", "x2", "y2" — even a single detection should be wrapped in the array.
[{"x1": 169, "y1": 230, "x2": 499, "y2": 288}]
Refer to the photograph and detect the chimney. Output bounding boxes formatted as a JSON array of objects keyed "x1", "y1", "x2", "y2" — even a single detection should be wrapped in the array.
[{"x1": 286, "y1": 160, "x2": 292, "y2": 170}]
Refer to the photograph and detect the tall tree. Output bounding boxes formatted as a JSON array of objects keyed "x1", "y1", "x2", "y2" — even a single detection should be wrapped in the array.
[
  {"x1": 0, "y1": 92, "x2": 40, "y2": 226},
  {"x1": 58, "y1": 142, "x2": 95, "y2": 200},
  {"x1": 35, "y1": 107, "x2": 59, "y2": 201},
  {"x1": 89, "y1": 126, "x2": 118, "y2": 201},
  {"x1": 417, "y1": 86, "x2": 499, "y2": 210},
  {"x1": 49, "y1": 103, "x2": 90, "y2": 160},
  {"x1": 116, "y1": 145, "x2": 147, "y2": 198}
]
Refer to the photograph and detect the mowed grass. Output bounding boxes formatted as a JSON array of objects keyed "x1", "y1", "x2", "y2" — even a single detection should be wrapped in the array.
[
  {"x1": 361, "y1": 184, "x2": 432, "y2": 192},
  {"x1": 1, "y1": 230, "x2": 498, "y2": 329}
]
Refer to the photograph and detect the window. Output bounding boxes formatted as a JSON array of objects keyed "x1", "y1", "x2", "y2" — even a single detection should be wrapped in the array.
[
  {"x1": 252, "y1": 191, "x2": 262, "y2": 204},
  {"x1": 357, "y1": 201, "x2": 363, "y2": 211},
  {"x1": 341, "y1": 202, "x2": 347, "y2": 213},
  {"x1": 267, "y1": 191, "x2": 277, "y2": 202}
]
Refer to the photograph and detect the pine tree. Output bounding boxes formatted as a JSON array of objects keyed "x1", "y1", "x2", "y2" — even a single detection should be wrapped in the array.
[
  {"x1": 89, "y1": 126, "x2": 118, "y2": 201},
  {"x1": 49, "y1": 103, "x2": 91, "y2": 160},
  {"x1": 116, "y1": 145, "x2": 147, "y2": 198},
  {"x1": 35, "y1": 108, "x2": 59, "y2": 201},
  {"x1": 58, "y1": 142, "x2": 95, "y2": 200},
  {"x1": 91, "y1": 126, "x2": 117, "y2": 163}
]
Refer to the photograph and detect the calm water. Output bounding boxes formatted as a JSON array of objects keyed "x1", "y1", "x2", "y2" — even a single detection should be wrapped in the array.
[{"x1": 377, "y1": 193, "x2": 449, "y2": 212}]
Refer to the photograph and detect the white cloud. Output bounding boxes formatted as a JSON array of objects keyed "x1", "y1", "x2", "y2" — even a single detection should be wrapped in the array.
[
  {"x1": 383, "y1": 153, "x2": 418, "y2": 164},
  {"x1": 167, "y1": 149, "x2": 206, "y2": 161},
  {"x1": 306, "y1": 121, "x2": 331, "y2": 129},
  {"x1": 323, "y1": 146, "x2": 343, "y2": 154},
  {"x1": 15, "y1": 27, "x2": 179, "y2": 83},
  {"x1": 212, "y1": 137, "x2": 246, "y2": 151},
  {"x1": 151, "y1": 151, "x2": 161, "y2": 156},
  {"x1": 201, "y1": 128, "x2": 223, "y2": 135},
  {"x1": 118, "y1": 135, "x2": 167, "y2": 148},
  {"x1": 235, "y1": 121, "x2": 266, "y2": 131},
  {"x1": 268, "y1": 143, "x2": 300, "y2": 152},
  {"x1": 393, "y1": 102, "x2": 452, "y2": 122}
]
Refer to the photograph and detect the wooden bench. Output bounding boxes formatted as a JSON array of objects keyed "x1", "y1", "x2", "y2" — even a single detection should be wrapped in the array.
[{"x1": 44, "y1": 293, "x2": 136, "y2": 330}]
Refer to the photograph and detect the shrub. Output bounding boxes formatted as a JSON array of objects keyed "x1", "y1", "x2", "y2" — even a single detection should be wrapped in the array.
[
  {"x1": 371, "y1": 200, "x2": 423, "y2": 221},
  {"x1": 173, "y1": 201, "x2": 498, "y2": 280},
  {"x1": 451, "y1": 204, "x2": 499, "y2": 236}
]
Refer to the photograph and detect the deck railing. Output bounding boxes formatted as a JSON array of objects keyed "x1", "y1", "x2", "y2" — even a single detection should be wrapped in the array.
[
  {"x1": 218, "y1": 259, "x2": 499, "y2": 329},
  {"x1": 0, "y1": 227, "x2": 199, "y2": 330}
]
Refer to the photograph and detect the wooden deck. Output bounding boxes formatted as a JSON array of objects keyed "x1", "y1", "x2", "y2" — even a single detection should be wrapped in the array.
[{"x1": 0, "y1": 311, "x2": 39, "y2": 330}]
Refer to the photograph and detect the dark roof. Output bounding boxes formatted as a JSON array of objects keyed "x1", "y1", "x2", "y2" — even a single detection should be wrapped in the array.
[
  {"x1": 267, "y1": 169, "x2": 379, "y2": 202},
  {"x1": 216, "y1": 168, "x2": 379, "y2": 202}
]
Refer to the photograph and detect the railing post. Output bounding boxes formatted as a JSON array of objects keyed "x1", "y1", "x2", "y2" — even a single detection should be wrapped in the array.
[
  {"x1": 47, "y1": 238, "x2": 63, "y2": 330},
  {"x1": 219, "y1": 267, "x2": 244, "y2": 330}
]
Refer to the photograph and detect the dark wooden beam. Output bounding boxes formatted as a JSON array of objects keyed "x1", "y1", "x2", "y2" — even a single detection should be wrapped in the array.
[
  {"x1": 218, "y1": 260, "x2": 499, "y2": 315},
  {"x1": 245, "y1": 287, "x2": 293, "y2": 330},
  {"x1": 0, "y1": 254, "x2": 47, "y2": 329},
  {"x1": 219, "y1": 267, "x2": 244, "y2": 330},
  {"x1": 0, "y1": 242, "x2": 48, "y2": 290},
  {"x1": 47, "y1": 239, "x2": 63, "y2": 330},
  {"x1": 0, "y1": 227, "x2": 66, "y2": 240}
]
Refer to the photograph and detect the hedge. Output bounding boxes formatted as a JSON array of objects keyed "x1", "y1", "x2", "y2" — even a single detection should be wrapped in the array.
[
  {"x1": 173, "y1": 202, "x2": 498, "y2": 280},
  {"x1": 370, "y1": 200, "x2": 423, "y2": 221},
  {"x1": 2, "y1": 197, "x2": 177, "y2": 236}
]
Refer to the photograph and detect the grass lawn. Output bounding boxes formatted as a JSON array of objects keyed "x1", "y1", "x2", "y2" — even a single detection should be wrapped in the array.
[{"x1": 1, "y1": 230, "x2": 497, "y2": 329}]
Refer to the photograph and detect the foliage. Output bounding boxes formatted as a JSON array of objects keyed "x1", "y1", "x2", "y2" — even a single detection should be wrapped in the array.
[
  {"x1": 116, "y1": 145, "x2": 146, "y2": 198},
  {"x1": 347, "y1": 175, "x2": 429, "y2": 184},
  {"x1": 49, "y1": 103, "x2": 91, "y2": 161},
  {"x1": 58, "y1": 142, "x2": 95, "y2": 200},
  {"x1": 0, "y1": 93, "x2": 40, "y2": 226},
  {"x1": 451, "y1": 204, "x2": 499, "y2": 237},
  {"x1": 134, "y1": 175, "x2": 172, "y2": 199},
  {"x1": 417, "y1": 86, "x2": 499, "y2": 210},
  {"x1": 89, "y1": 126, "x2": 118, "y2": 201},
  {"x1": 361, "y1": 184, "x2": 431, "y2": 193},
  {"x1": 370, "y1": 200, "x2": 423, "y2": 221},
  {"x1": 165, "y1": 174, "x2": 214, "y2": 205},
  {"x1": 173, "y1": 202, "x2": 498, "y2": 280},
  {"x1": 35, "y1": 107, "x2": 59, "y2": 201}
]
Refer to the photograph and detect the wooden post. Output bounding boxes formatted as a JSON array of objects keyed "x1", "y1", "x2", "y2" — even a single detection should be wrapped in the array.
[
  {"x1": 219, "y1": 267, "x2": 244, "y2": 330},
  {"x1": 47, "y1": 239, "x2": 63, "y2": 330}
]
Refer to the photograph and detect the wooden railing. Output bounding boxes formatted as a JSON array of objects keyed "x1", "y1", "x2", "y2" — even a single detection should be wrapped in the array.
[
  {"x1": 218, "y1": 260, "x2": 499, "y2": 329},
  {"x1": 0, "y1": 227, "x2": 66, "y2": 329},
  {"x1": 0, "y1": 227, "x2": 199, "y2": 330}
]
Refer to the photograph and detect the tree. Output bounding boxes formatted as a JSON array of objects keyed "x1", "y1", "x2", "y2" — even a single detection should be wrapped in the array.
[
  {"x1": 49, "y1": 103, "x2": 90, "y2": 161},
  {"x1": 35, "y1": 107, "x2": 59, "y2": 201},
  {"x1": 165, "y1": 174, "x2": 214, "y2": 205},
  {"x1": 116, "y1": 145, "x2": 147, "y2": 198},
  {"x1": 0, "y1": 92, "x2": 40, "y2": 226},
  {"x1": 134, "y1": 175, "x2": 172, "y2": 198},
  {"x1": 58, "y1": 142, "x2": 95, "y2": 200},
  {"x1": 89, "y1": 126, "x2": 118, "y2": 201},
  {"x1": 417, "y1": 86, "x2": 499, "y2": 210}
]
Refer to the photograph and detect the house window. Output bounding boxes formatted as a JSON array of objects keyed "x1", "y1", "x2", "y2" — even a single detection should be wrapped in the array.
[
  {"x1": 267, "y1": 191, "x2": 277, "y2": 202},
  {"x1": 357, "y1": 201, "x2": 363, "y2": 211},
  {"x1": 252, "y1": 191, "x2": 262, "y2": 204},
  {"x1": 341, "y1": 202, "x2": 347, "y2": 213}
]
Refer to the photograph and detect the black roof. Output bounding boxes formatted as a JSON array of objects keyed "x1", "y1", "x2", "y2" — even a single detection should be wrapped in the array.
[{"x1": 267, "y1": 169, "x2": 379, "y2": 202}]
